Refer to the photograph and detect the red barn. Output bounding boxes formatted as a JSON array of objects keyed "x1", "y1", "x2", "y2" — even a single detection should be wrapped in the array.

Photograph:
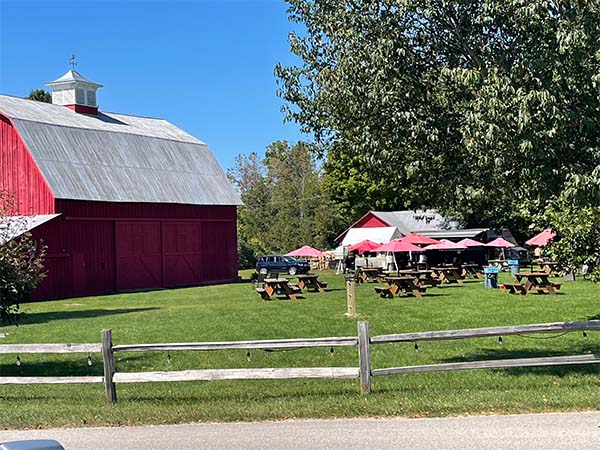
[{"x1": 0, "y1": 70, "x2": 241, "y2": 300}]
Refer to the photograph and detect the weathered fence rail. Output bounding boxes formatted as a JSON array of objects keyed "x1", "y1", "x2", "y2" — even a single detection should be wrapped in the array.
[{"x1": 0, "y1": 320, "x2": 598, "y2": 402}]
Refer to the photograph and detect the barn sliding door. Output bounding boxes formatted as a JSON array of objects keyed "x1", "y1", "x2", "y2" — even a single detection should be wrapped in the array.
[
  {"x1": 162, "y1": 221, "x2": 203, "y2": 287},
  {"x1": 116, "y1": 221, "x2": 162, "y2": 291}
]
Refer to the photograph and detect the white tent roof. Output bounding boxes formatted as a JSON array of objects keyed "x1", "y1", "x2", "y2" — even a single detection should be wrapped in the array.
[{"x1": 341, "y1": 227, "x2": 400, "y2": 246}]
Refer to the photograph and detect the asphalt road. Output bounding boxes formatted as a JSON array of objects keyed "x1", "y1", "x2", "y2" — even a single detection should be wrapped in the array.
[{"x1": 1, "y1": 412, "x2": 600, "y2": 450}]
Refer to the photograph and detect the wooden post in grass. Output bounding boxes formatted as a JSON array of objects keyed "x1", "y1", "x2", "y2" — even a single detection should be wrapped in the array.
[
  {"x1": 357, "y1": 321, "x2": 371, "y2": 394},
  {"x1": 102, "y1": 329, "x2": 117, "y2": 403},
  {"x1": 345, "y1": 276, "x2": 356, "y2": 317}
]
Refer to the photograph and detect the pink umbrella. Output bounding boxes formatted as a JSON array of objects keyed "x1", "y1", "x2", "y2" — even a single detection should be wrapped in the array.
[
  {"x1": 348, "y1": 239, "x2": 381, "y2": 254},
  {"x1": 423, "y1": 239, "x2": 466, "y2": 251},
  {"x1": 285, "y1": 245, "x2": 327, "y2": 258},
  {"x1": 525, "y1": 229, "x2": 556, "y2": 247},
  {"x1": 374, "y1": 239, "x2": 424, "y2": 253},
  {"x1": 400, "y1": 233, "x2": 441, "y2": 245},
  {"x1": 485, "y1": 237, "x2": 516, "y2": 248},
  {"x1": 457, "y1": 238, "x2": 485, "y2": 247}
]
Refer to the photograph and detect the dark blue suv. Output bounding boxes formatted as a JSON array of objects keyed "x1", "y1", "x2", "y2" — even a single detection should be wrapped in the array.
[{"x1": 256, "y1": 255, "x2": 310, "y2": 275}]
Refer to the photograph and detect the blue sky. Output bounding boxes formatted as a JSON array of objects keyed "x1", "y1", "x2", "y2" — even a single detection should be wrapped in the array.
[{"x1": 0, "y1": 0, "x2": 305, "y2": 171}]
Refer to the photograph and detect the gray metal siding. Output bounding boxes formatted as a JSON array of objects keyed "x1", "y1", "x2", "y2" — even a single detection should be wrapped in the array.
[
  {"x1": 0, "y1": 95, "x2": 241, "y2": 206},
  {"x1": 14, "y1": 121, "x2": 241, "y2": 205}
]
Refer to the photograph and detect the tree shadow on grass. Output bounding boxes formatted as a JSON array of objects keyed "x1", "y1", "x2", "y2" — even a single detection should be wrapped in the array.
[
  {"x1": 441, "y1": 347, "x2": 600, "y2": 377},
  {"x1": 17, "y1": 307, "x2": 160, "y2": 326}
]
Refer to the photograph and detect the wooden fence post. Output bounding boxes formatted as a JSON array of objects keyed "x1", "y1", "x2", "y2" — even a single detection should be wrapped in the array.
[
  {"x1": 345, "y1": 277, "x2": 356, "y2": 317},
  {"x1": 357, "y1": 321, "x2": 371, "y2": 394},
  {"x1": 102, "y1": 329, "x2": 117, "y2": 403}
]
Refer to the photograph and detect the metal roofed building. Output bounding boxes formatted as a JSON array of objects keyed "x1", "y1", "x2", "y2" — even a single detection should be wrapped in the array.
[
  {"x1": 336, "y1": 210, "x2": 493, "y2": 245},
  {"x1": 0, "y1": 70, "x2": 241, "y2": 300}
]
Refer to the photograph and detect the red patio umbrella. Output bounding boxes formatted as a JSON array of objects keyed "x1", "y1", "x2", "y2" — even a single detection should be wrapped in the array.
[
  {"x1": 423, "y1": 239, "x2": 466, "y2": 251},
  {"x1": 457, "y1": 238, "x2": 485, "y2": 247},
  {"x1": 285, "y1": 245, "x2": 327, "y2": 258},
  {"x1": 525, "y1": 229, "x2": 556, "y2": 247},
  {"x1": 485, "y1": 237, "x2": 516, "y2": 248},
  {"x1": 348, "y1": 239, "x2": 380, "y2": 254},
  {"x1": 374, "y1": 239, "x2": 424, "y2": 253},
  {"x1": 400, "y1": 233, "x2": 441, "y2": 245}
]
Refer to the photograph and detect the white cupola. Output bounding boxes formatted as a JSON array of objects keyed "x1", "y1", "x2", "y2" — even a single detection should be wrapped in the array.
[{"x1": 45, "y1": 70, "x2": 103, "y2": 115}]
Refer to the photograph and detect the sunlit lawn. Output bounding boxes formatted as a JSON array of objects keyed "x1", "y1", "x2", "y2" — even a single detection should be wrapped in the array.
[{"x1": 0, "y1": 269, "x2": 599, "y2": 429}]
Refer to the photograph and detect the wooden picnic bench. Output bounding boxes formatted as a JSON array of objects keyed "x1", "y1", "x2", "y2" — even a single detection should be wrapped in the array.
[
  {"x1": 374, "y1": 276, "x2": 426, "y2": 298},
  {"x1": 431, "y1": 267, "x2": 464, "y2": 285},
  {"x1": 540, "y1": 261, "x2": 562, "y2": 277},
  {"x1": 510, "y1": 272, "x2": 562, "y2": 295},
  {"x1": 356, "y1": 267, "x2": 384, "y2": 283},
  {"x1": 296, "y1": 274, "x2": 327, "y2": 292},
  {"x1": 503, "y1": 282, "x2": 528, "y2": 295},
  {"x1": 397, "y1": 269, "x2": 440, "y2": 288},
  {"x1": 461, "y1": 263, "x2": 483, "y2": 279},
  {"x1": 256, "y1": 278, "x2": 302, "y2": 301}
]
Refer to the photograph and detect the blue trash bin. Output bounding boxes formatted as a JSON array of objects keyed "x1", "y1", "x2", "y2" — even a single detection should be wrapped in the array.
[
  {"x1": 508, "y1": 259, "x2": 520, "y2": 276},
  {"x1": 484, "y1": 267, "x2": 499, "y2": 289}
]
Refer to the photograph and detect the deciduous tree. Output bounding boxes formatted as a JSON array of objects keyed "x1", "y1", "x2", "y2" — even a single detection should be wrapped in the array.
[
  {"x1": 228, "y1": 142, "x2": 342, "y2": 268},
  {"x1": 26, "y1": 89, "x2": 52, "y2": 103},
  {"x1": 276, "y1": 0, "x2": 600, "y2": 233}
]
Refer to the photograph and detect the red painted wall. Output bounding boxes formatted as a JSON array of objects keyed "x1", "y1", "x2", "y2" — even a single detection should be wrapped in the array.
[
  {"x1": 31, "y1": 201, "x2": 238, "y2": 300},
  {"x1": 0, "y1": 114, "x2": 55, "y2": 214},
  {"x1": 353, "y1": 212, "x2": 389, "y2": 228}
]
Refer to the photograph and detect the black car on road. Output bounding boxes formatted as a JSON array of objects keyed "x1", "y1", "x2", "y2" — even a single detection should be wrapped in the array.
[{"x1": 256, "y1": 255, "x2": 310, "y2": 275}]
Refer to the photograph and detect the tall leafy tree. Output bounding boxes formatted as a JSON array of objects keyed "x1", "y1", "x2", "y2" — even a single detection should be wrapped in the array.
[
  {"x1": 26, "y1": 89, "x2": 52, "y2": 103},
  {"x1": 276, "y1": 0, "x2": 600, "y2": 234},
  {"x1": 543, "y1": 167, "x2": 600, "y2": 281},
  {"x1": 228, "y1": 141, "x2": 342, "y2": 268}
]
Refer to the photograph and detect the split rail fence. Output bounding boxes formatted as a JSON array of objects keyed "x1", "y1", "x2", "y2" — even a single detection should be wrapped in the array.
[{"x1": 1, "y1": 320, "x2": 599, "y2": 402}]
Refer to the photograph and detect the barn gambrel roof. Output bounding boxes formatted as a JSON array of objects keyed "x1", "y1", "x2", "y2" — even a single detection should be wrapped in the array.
[{"x1": 0, "y1": 94, "x2": 242, "y2": 206}]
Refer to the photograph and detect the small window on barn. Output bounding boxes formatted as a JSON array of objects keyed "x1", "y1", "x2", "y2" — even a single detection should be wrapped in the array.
[
  {"x1": 76, "y1": 88, "x2": 85, "y2": 104},
  {"x1": 86, "y1": 89, "x2": 96, "y2": 106}
]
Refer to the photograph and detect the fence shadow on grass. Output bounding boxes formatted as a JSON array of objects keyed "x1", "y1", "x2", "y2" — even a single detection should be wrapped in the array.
[
  {"x1": 0, "y1": 354, "x2": 150, "y2": 378},
  {"x1": 441, "y1": 347, "x2": 600, "y2": 377},
  {"x1": 17, "y1": 307, "x2": 160, "y2": 326}
]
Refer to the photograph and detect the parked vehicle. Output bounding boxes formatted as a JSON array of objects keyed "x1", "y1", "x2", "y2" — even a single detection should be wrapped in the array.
[
  {"x1": 0, "y1": 440, "x2": 65, "y2": 450},
  {"x1": 256, "y1": 255, "x2": 310, "y2": 275}
]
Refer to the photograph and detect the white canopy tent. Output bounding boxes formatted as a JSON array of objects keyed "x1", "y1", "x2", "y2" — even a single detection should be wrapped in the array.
[{"x1": 340, "y1": 226, "x2": 400, "y2": 246}]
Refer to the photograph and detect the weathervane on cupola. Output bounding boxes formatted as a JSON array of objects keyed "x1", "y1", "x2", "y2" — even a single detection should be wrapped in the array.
[{"x1": 45, "y1": 55, "x2": 103, "y2": 115}]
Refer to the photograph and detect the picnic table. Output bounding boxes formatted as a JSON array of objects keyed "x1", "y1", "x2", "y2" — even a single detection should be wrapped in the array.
[
  {"x1": 540, "y1": 261, "x2": 562, "y2": 277},
  {"x1": 461, "y1": 263, "x2": 483, "y2": 279},
  {"x1": 255, "y1": 278, "x2": 301, "y2": 301},
  {"x1": 488, "y1": 259, "x2": 508, "y2": 270},
  {"x1": 397, "y1": 269, "x2": 440, "y2": 287},
  {"x1": 296, "y1": 274, "x2": 328, "y2": 292},
  {"x1": 504, "y1": 272, "x2": 562, "y2": 295},
  {"x1": 356, "y1": 267, "x2": 384, "y2": 283},
  {"x1": 431, "y1": 267, "x2": 464, "y2": 285},
  {"x1": 374, "y1": 276, "x2": 426, "y2": 298}
]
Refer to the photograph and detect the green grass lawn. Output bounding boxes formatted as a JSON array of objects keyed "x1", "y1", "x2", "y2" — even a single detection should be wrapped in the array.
[{"x1": 1, "y1": 270, "x2": 599, "y2": 429}]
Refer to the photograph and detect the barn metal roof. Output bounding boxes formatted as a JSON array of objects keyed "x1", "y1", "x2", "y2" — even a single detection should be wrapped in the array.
[
  {"x1": 370, "y1": 210, "x2": 445, "y2": 235},
  {"x1": 0, "y1": 94, "x2": 242, "y2": 206}
]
